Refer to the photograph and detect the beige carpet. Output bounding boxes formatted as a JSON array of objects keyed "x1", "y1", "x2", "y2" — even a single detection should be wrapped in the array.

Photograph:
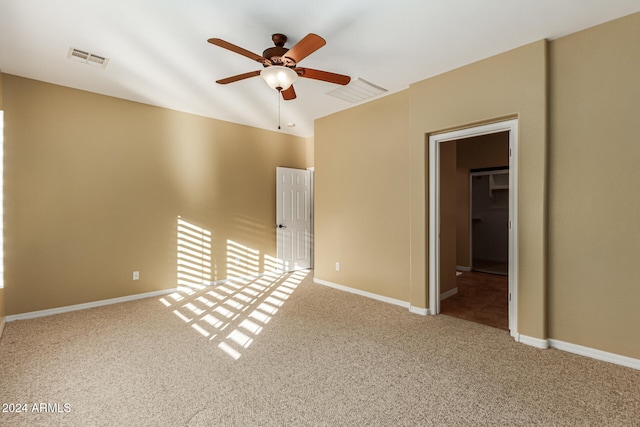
[{"x1": 1, "y1": 270, "x2": 639, "y2": 426}]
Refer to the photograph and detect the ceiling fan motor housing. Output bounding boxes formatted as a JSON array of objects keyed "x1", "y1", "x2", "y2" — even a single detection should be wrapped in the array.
[{"x1": 263, "y1": 34, "x2": 296, "y2": 67}]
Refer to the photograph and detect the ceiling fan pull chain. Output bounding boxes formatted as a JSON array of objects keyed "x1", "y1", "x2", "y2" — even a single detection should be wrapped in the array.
[{"x1": 278, "y1": 90, "x2": 281, "y2": 130}]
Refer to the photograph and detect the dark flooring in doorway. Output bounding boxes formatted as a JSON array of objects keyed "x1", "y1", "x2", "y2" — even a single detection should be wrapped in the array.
[
  {"x1": 472, "y1": 259, "x2": 508, "y2": 276},
  {"x1": 441, "y1": 271, "x2": 508, "y2": 331}
]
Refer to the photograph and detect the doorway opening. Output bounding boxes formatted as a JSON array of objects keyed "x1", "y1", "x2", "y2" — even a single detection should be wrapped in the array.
[
  {"x1": 428, "y1": 119, "x2": 518, "y2": 337},
  {"x1": 470, "y1": 167, "x2": 509, "y2": 276}
]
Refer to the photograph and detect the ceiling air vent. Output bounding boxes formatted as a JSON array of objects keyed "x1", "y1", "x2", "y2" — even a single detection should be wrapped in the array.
[
  {"x1": 326, "y1": 78, "x2": 387, "y2": 103},
  {"x1": 67, "y1": 47, "x2": 110, "y2": 68}
]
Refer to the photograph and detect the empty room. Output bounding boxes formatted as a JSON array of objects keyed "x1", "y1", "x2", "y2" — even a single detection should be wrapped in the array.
[{"x1": 1, "y1": 1, "x2": 639, "y2": 425}]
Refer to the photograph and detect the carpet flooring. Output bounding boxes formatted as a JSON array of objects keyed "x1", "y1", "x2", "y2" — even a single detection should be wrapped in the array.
[{"x1": 1, "y1": 270, "x2": 639, "y2": 426}]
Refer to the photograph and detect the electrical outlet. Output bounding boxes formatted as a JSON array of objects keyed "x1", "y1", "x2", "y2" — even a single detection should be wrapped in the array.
[
  {"x1": 335, "y1": 262, "x2": 341, "y2": 271},
  {"x1": 133, "y1": 271, "x2": 140, "y2": 280}
]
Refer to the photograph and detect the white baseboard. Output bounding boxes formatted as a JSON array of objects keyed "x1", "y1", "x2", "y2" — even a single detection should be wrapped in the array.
[
  {"x1": 440, "y1": 287, "x2": 458, "y2": 301},
  {"x1": 516, "y1": 333, "x2": 550, "y2": 349},
  {"x1": 410, "y1": 306, "x2": 430, "y2": 316},
  {"x1": 313, "y1": 277, "x2": 408, "y2": 309},
  {"x1": 549, "y1": 339, "x2": 640, "y2": 371},
  {"x1": 5, "y1": 288, "x2": 178, "y2": 322},
  {"x1": 5, "y1": 271, "x2": 288, "y2": 323},
  {"x1": 516, "y1": 335, "x2": 639, "y2": 370},
  {"x1": 456, "y1": 266, "x2": 471, "y2": 272},
  {"x1": 313, "y1": 277, "x2": 429, "y2": 315}
]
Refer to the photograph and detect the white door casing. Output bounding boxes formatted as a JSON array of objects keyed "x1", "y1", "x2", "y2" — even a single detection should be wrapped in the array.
[
  {"x1": 428, "y1": 119, "x2": 518, "y2": 337},
  {"x1": 276, "y1": 167, "x2": 313, "y2": 271}
]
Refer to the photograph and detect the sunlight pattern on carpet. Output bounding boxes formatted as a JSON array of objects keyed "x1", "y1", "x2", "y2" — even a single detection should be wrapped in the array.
[{"x1": 160, "y1": 270, "x2": 308, "y2": 360}]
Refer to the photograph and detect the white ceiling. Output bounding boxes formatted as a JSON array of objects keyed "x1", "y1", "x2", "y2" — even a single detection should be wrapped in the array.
[{"x1": 1, "y1": 1, "x2": 639, "y2": 137}]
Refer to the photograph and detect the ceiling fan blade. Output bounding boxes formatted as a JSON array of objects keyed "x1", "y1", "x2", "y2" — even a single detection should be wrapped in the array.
[
  {"x1": 284, "y1": 33, "x2": 326, "y2": 64},
  {"x1": 296, "y1": 68, "x2": 351, "y2": 85},
  {"x1": 208, "y1": 38, "x2": 269, "y2": 65},
  {"x1": 281, "y1": 85, "x2": 296, "y2": 100},
  {"x1": 216, "y1": 70, "x2": 261, "y2": 84}
]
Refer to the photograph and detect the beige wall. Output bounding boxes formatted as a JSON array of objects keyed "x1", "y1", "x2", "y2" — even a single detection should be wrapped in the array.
[
  {"x1": 315, "y1": 12, "x2": 640, "y2": 359},
  {"x1": 315, "y1": 90, "x2": 411, "y2": 301},
  {"x1": 0, "y1": 70, "x2": 4, "y2": 330},
  {"x1": 3, "y1": 74, "x2": 307, "y2": 315},
  {"x1": 439, "y1": 141, "x2": 457, "y2": 294},
  {"x1": 4, "y1": 11, "x2": 640, "y2": 362},
  {"x1": 316, "y1": 42, "x2": 547, "y2": 336},
  {"x1": 455, "y1": 133, "x2": 510, "y2": 268},
  {"x1": 409, "y1": 40, "x2": 548, "y2": 339},
  {"x1": 305, "y1": 136, "x2": 314, "y2": 168},
  {"x1": 548, "y1": 12, "x2": 640, "y2": 358}
]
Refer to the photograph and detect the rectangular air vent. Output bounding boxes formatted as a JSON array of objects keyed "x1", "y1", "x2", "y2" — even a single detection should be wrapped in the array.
[
  {"x1": 70, "y1": 48, "x2": 89, "y2": 61},
  {"x1": 67, "y1": 47, "x2": 109, "y2": 68},
  {"x1": 326, "y1": 78, "x2": 387, "y2": 103}
]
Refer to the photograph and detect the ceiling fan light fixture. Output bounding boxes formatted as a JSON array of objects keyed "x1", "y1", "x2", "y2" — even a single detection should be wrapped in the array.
[{"x1": 260, "y1": 66, "x2": 297, "y2": 91}]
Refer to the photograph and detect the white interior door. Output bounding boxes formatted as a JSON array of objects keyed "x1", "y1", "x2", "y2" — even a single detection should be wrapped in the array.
[{"x1": 276, "y1": 167, "x2": 312, "y2": 272}]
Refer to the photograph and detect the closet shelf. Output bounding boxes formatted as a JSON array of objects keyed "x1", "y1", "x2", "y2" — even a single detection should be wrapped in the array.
[{"x1": 489, "y1": 171, "x2": 509, "y2": 199}]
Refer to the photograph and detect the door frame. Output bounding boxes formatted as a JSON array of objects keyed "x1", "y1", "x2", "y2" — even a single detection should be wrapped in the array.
[
  {"x1": 428, "y1": 119, "x2": 519, "y2": 337},
  {"x1": 307, "y1": 167, "x2": 314, "y2": 269}
]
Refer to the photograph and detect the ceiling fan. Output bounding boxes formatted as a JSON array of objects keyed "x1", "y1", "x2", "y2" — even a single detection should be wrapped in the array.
[{"x1": 207, "y1": 33, "x2": 351, "y2": 100}]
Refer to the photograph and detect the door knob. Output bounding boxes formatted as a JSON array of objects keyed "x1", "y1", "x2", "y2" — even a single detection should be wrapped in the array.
[{"x1": 278, "y1": 224, "x2": 287, "y2": 228}]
